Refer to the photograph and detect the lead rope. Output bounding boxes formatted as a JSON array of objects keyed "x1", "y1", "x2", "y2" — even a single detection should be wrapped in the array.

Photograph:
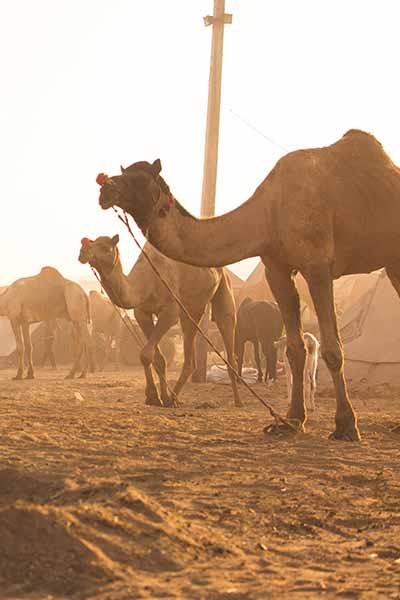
[
  {"x1": 89, "y1": 265, "x2": 178, "y2": 401},
  {"x1": 114, "y1": 207, "x2": 295, "y2": 430}
]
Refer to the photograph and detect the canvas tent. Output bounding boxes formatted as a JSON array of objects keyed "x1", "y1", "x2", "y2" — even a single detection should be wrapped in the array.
[
  {"x1": 237, "y1": 261, "x2": 316, "y2": 318},
  {"x1": 333, "y1": 268, "x2": 400, "y2": 384},
  {"x1": 237, "y1": 261, "x2": 383, "y2": 322}
]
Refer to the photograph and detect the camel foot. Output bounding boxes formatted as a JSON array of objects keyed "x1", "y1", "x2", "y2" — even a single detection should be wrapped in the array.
[
  {"x1": 329, "y1": 412, "x2": 361, "y2": 442},
  {"x1": 65, "y1": 373, "x2": 74, "y2": 380},
  {"x1": 162, "y1": 392, "x2": 180, "y2": 408},
  {"x1": 263, "y1": 418, "x2": 305, "y2": 437},
  {"x1": 12, "y1": 374, "x2": 23, "y2": 381},
  {"x1": 329, "y1": 424, "x2": 361, "y2": 442},
  {"x1": 24, "y1": 373, "x2": 34, "y2": 380},
  {"x1": 78, "y1": 372, "x2": 87, "y2": 379},
  {"x1": 145, "y1": 395, "x2": 163, "y2": 407},
  {"x1": 234, "y1": 399, "x2": 244, "y2": 408}
]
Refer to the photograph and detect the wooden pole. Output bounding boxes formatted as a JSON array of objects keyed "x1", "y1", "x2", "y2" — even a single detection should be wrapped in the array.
[{"x1": 192, "y1": 0, "x2": 232, "y2": 383}]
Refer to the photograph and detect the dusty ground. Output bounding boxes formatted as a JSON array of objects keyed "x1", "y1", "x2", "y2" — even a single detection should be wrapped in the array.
[{"x1": 1, "y1": 365, "x2": 400, "y2": 600}]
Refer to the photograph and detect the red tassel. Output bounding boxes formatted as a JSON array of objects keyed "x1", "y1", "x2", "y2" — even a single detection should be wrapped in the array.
[
  {"x1": 81, "y1": 237, "x2": 93, "y2": 246},
  {"x1": 96, "y1": 173, "x2": 110, "y2": 186}
]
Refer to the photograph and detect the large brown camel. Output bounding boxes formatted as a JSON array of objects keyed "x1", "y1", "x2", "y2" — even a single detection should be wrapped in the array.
[
  {"x1": 78, "y1": 235, "x2": 241, "y2": 407},
  {"x1": 97, "y1": 129, "x2": 400, "y2": 441},
  {"x1": 0, "y1": 267, "x2": 92, "y2": 380}
]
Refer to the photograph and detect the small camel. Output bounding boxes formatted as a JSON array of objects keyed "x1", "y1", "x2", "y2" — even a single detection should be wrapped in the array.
[
  {"x1": 78, "y1": 235, "x2": 241, "y2": 407},
  {"x1": 0, "y1": 267, "x2": 92, "y2": 380},
  {"x1": 235, "y1": 297, "x2": 283, "y2": 383},
  {"x1": 97, "y1": 130, "x2": 400, "y2": 440}
]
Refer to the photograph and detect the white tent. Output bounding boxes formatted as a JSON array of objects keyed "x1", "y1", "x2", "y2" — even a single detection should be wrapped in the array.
[{"x1": 320, "y1": 269, "x2": 400, "y2": 385}]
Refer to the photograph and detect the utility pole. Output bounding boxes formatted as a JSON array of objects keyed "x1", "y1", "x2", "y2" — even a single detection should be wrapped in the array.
[{"x1": 192, "y1": 0, "x2": 232, "y2": 383}]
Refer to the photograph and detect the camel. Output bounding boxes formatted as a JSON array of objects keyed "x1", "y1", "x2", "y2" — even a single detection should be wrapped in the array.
[
  {"x1": 235, "y1": 298, "x2": 283, "y2": 383},
  {"x1": 97, "y1": 129, "x2": 400, "y2": 441},
  {"x1": 89, "y1": 291, "x2": 123, "y2": 370},
  {"x1": 38, "y1": 319, "x2": 59, "y2": 368},
  {"x1": 0, "y1": 267, "x2": 92, "y2": 380},
  {"x1": 78, "y1": 234, "x2": 241, "y2": 407}
]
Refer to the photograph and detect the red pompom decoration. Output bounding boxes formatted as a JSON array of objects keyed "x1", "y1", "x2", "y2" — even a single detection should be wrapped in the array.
[
  {"x1": 81, "y1": 237, "x2": 93, "y2": 246},
  {"x1": 96, "y1": 173, "x2": 110, "y2": 186}
]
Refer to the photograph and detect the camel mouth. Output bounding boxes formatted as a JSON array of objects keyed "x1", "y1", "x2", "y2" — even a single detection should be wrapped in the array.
[
  {"x1": 99, "y1": 196, "x2": 114, "y2": 210},
  {"x1": 78, "y1": 253, "x2": 89, "y2": 265}
]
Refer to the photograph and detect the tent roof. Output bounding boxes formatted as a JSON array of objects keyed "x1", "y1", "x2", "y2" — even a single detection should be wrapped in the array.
[
  {"x1": 237, "y1": 261, "x2": 315, "y2": 312},
  {"x1": 338, "y1": 269, "x2": 400, "y2": 364}
]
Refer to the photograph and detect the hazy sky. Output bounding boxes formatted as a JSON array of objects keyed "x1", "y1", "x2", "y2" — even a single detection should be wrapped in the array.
[{"x1": 2, "y1": 0, "x2": 400, "y2": 285}]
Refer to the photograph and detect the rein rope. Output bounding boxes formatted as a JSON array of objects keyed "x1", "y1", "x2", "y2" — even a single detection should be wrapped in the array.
[{"x1": 113, "y1": 207, "x2": 295, "y2": 429}]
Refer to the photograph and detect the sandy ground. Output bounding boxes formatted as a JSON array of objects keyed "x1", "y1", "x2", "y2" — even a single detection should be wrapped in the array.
[{"x1": 1, "y1": 364, "x2": 400, "y2": 600}]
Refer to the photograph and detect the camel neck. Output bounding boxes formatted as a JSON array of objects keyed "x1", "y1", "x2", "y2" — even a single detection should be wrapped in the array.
[
  {"x1": 94, "y1": 261, "x2": 142, "y2": 309},
  {"x1": 145, "y1": 190, "x2": 269, "y2": 267}
]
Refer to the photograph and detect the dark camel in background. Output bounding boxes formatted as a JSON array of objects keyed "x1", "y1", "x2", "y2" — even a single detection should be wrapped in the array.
[
  {"x1": 0, "y1": 267, "x2": 91, "y2": 379},
  {"x1": 89, "y1": 290, "x2": 123, "y2": 370},
  {"x1": 97, "y1": 129, "x2": 400, "y2": 441},
  {"x1": 79, "y1": 235, "x2": 241, "y2": 407},
  {"x1": 235, "y1": 297, "x2": 283, "y2": 383}
]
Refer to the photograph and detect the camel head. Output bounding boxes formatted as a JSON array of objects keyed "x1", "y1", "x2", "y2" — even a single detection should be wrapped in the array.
[
  {"x1": 97, "y1": 159, "x2": 174, "y2": 234},
  {"x1": 79, "y1": 235, "x2": 120, "y2": 275}
]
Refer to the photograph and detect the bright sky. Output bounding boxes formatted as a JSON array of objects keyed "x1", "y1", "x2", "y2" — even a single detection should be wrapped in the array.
[{"x1": 2, "y1": 0, "x2": 400, "y2": 285}]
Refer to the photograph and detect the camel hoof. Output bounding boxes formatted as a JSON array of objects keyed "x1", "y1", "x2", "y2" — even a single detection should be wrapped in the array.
[
  {"x1": 24, "y1": 374, "x2": 34, "y2": 380},
  {"x1": 145, "y1": 396, "x2": 163, "y2": 407},
  {"x1": 162, "y1": 393, "x2": 179, "y2": 408},
  {"x1": 329, "y1": 427, "x2": 361, "y2": 442},
  {"x1": 78, "y1": 373, "x2": 87, "y2": 379},
  {"x1": 234, "y1": 400, "x2": 244, "y2": 408},
  {"x1": 12, "y1": 375, "x2": 23, "y2": 381},
  {"x1": 263, "y1": 419, "x2": 304, "y2": 437},
  {"x1": 64, "y1": 374, "x2": 74, "y2": 380}
]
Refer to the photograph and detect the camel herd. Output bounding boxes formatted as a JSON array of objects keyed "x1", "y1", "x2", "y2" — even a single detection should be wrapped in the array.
[{"x1": 2, "y1": 129, "x2": 400, "y2": 441}]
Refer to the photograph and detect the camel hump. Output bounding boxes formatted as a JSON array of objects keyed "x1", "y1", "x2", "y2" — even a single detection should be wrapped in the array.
[
  {"x1": 39, "y1": 266, "x2": 65, "y2": 280},
  {"x1": 334, "y1": 128, "x2": 393, "y2": 165}
]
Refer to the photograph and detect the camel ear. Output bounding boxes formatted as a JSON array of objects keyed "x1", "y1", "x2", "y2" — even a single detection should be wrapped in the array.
[
  {"x1": 111, "y1": 234, "x2": 119, "y2": 246},
  {"x1": 120, "y1": 165, "x2": 126, "y2": 174},
  {"x1": 152, "y1": 159, "x2": 162, "y2": 175}
]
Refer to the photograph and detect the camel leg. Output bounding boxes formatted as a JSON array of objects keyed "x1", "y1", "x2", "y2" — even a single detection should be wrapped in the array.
[
  {"x1": 253, "y1": 340, "x2": 263, "y2": 382},
  {"x1": 11, "y1": 320, "x2": 25, "y2": 380},
  {"x1": 134, "y1": 309, "x2": 162, "y2": 406},
  {"x1": 135, "y1": 306, "x2": 178, "y2": 407},
  {"x1": 214, "y1": 317, "x2": 242, "y2": 408},
  {"x1": 173, "y1": 309, "x2": 204, "y2": 400},
  {"x1": 66, "y1": 322, "x2": 85, "y2": 379},
  {"x1": 46, "y1": 338, "x2": 57, "y2": 369},
  {"x1": 211, "y1": 294, "x2": 242, "y2": 408},
  {"x1": 21, "y1": 321, "x2": 34, "y2": 379},
  {"x1": 236, "y1": 339, "x2": 245, "y2": 382},
  {"x1": 304, "y1": 265, "x2": 360, "y2": 441},
  {"x1": 263, "y1": 342, "x2": 277, "y2": 383},
  {"x1": 79, "y1": 324, "x2": 94, "y2": 378},
  {"x1": 263, "y1": 262, "x2": 306, "y2": 433}
]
